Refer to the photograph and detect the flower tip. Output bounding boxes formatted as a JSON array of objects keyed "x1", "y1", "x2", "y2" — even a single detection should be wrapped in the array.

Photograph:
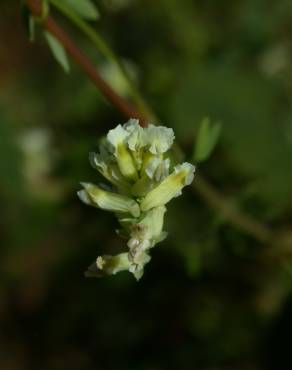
[
  {"x1": 147, "y1": 124, "x2": 175, "y2": 154},
  {"x1": 125, "y1": 118, "x2": 140, "y2": 129},
  {"x1": 88, "y1": 152, "x2": 97, "y2": 167},
  {"x1": 181, "y1": 162, "x2": 196, "y2": 185},
  {"x1": 80, "y1": 181, "x2": 90, "y2": 188},
  {"x1": 107, "y1": 124, "x2": 128, "y2": 148},
  {"x1": 77, "y1": 189, "x2": 92, "y2": 205},
  {"x1": 96, "y1": 256, "x2": 106, "y2": 270}
]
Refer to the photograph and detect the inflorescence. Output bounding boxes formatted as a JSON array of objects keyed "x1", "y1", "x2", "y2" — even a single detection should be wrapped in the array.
[{"x1": 78, "y1": 119, "x2": 195, "y2": 280}]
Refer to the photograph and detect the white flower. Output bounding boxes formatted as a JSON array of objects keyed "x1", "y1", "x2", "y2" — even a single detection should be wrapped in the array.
[
  {"x1": 89, "y1": 151, "x2": 131, "y2": 194},
  {"x1": 107, "y1": 124, "x2": 138, "y2": 181},
  {"x1": 145, "y1": 157, "x2": 170, "y2": 181},
  {"x1": 107, "y1": 124, "x2": 129, "y2": 150},
  {"x1": 140, "y1": 162, "x2": 196, "y2": 212},
  {"x1": 78, "y1": 182, "x2": 140, "y2": 217},
  {"x1": 146, "y1": 124, "x2": 175, "y2": 154},
  {"x1": 79, "y1": 119, "x2": 195, "y2": 280},
  {"x1": 87, "y1": 253, "x2": 130, "y2": 276},
  {"x1": 124, "y1": 119, "x2": 148, "y2": 151}
]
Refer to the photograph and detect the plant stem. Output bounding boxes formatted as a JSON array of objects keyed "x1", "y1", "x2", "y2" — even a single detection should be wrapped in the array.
[
  {"x1": 49, "y1": 0, "x2": 156, "y2": 122},
  {"x1": 25, "y1": 0, "x2": 148, "y2": 125},
  {"x1": 24, "y1": 0, "x2": 274, "y2": 245}
]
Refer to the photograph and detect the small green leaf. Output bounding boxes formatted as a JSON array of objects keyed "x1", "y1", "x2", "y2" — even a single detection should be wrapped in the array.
[
  {"x1": 28, "y1": 15, "x2": 36, "y2": 42},
  {"x1": 21, "y1": 4, "x2": 35, "y2": 42},
  {"x1": 62, "y1": 0, "x2": 100, "y2": 20},
  {"x1": 44, "y1": 32, "x2": 70, "y2": 73},
  {"x1": 40, "y1": 0, "x2": 50, "y2": 20},
  {"x1": 194, "y1": 117, "x2": 221, "y2": 162}
]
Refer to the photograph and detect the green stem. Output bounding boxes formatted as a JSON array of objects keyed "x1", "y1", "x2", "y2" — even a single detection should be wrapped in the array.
[{"x1": 49, "y1": 0, "x2": 156, "y2": 122}]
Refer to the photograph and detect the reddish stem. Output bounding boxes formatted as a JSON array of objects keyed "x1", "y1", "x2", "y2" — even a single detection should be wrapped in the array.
[{"x1": 25, "y1": 0, "x2": 148, "y2": 126}]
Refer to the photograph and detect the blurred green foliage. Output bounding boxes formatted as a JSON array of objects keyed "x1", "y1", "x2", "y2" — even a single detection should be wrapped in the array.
[
  {"x1": 1, "y1": 1, "x2": 292, "y2": 369},
  {"x1": 194, "y1": 117, "x2": 221, "y2": 162}
]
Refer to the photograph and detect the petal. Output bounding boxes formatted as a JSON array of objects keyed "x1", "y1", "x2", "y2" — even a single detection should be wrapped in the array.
[
  {"x1": 146, "y1": 124, "x2": 175, "y2": 154},
  {"x1": 140, "y1": 162, "x2": 195, "y2": 211},
  {"x1": 115, "y1": 143, "x2": 139, "y2": 181},
  {"x1": 135, "y1": 206, "x2": 167, "y2": 245},
  {"x1": 128, "y1": 251, "x2": 151, "y2": 280},
  {"x1": 126, "y1": 207, "x2": 167, "y2": 269},
  {"x1": 77, "y1": 189, "x2": 92, "y2": 205},
  {"x1": 107, "y1": 124, "x2": 129, "y2": 150},
  {"x1": 124, "y1": 119, "x2": 148, "y2": 151},
  {"x1": 89, "y1": 151, "x2": 131, "y2": 194},
  {"x1": 79, "y1": 182, "x2": 140, "y2": 217},
  {"x1": 86, "y1": 251, "x2": 150, "y2": 280},
  {"x1": 142, "y1": 206, "x2": 167, "y2": 243},
  {"x1": 106, "y1": 124, "x2": 138, "y2": 181},
  {"x1": 145, "y1": 157, "x2": 170, "y2": 181},
  {"x1": 124, "y1": 118, "x2": 140, "y2": 133},
  {"x1": 95, "y1": 253, "x2": 131, "y2": 275}
]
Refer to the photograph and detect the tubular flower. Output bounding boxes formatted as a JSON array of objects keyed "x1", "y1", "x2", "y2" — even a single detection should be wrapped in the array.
[{"x1": 78, "y1": 119, "x2": 195, "y2": 280}]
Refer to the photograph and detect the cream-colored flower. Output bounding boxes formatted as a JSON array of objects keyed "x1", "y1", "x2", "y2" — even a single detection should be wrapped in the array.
[
  {"x1": 89, "y1": 150, "x2": 131, "y2": 195},
  {"x1": 140, "y1": 163, "x2": 195, "y2": 211},
  {"x1": 79, "y1": 119, "x2": 195, "y2": 280},
  {"x1": 125, "y1": 119, "x2": 148, "y2": 151},
  {"x1": 107, "y1": 124, "x2": 138, "y2": 181},
  {"x1": 96, "y1": 253, "x2": 131, "y2": 275},
  {"x1": 78, "y1": 182, "x2": 140, "y2": 217},
  {"x1": 145, "y1": 157, "x2": 170, "y2": 181},
  {"x1": 146, "y1": 124, "x2": 175, "y2": 154}
]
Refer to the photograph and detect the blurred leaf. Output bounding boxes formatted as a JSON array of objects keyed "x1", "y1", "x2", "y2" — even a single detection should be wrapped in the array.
[
  {"x1": 182, "y1": 243, "x2": 202, "y2": 277},
  {"x1": 44, "y1": 31, "x2": 70, "y2": 73},
  {"x1": 40, "y1": 0, "x2": 50, "y2": 19},
  {"x1": 28, "y1": 15, "x2": 36, "y2": 42},
  {"x1": 194, "y1": 117, "x2": 221, "y2": 162},
  {"x1": 62, "y1": 0, "x2": 100, "y2": 20},
  {"x1": 169, "y1": 64, "x2": 292, "y2": 216},
  {"x1": 21, "y1": 4, "x2": 35, "y2": 42}
]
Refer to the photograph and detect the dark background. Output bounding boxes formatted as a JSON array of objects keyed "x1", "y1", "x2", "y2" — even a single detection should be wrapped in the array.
[{"x1": 1, "y1": 1, "x2": 292, "y2": 369}]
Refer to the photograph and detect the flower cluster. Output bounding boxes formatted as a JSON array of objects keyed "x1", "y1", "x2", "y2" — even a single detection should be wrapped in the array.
[{"x1": 78, "y1": 119, "x2": 195, "y2": 280}]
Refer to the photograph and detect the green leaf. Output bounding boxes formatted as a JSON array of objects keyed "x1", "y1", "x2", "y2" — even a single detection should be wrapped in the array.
[
  {"x1": 194, "y1": 117, "x2": 221, "y2": 162},
  {"x1": 40, "y1": 0, "x2": 50, "y2": 20},
  {"x1": 62, "y1": 0, "x2": 100, "y2": 20},
  {"x1": 44, "y1": 32, "x2": 70, "y2": 73},
  {"x1": 21, "y1": 4, "x2": 35, "y2": 42},
  {"x1": 28, "y1": 15, "x2": 36, "y2": 42}
]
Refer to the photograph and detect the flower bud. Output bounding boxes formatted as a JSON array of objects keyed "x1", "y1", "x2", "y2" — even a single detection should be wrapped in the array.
[
  {"x1": 107, "y1": 124, "x2": 138, "y2": 181},
  {"x1": 89, "y1": 151, "x2": 131, "y2": 194},
  {"x1": 78, "y1": 182, "x2": 140, "y2": 217},
  {"x1": 95, "y1": 253, "x2": 131, "y2": 275},
  {"x1": 140, "y1": 163, "x2": 195, "y2": 211}
]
